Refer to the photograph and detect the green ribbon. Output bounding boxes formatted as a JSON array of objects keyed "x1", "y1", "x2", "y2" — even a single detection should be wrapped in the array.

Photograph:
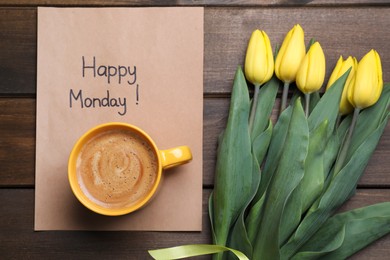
[{"x1": 148, "y1": 244, "x2": 249, "y2": 260}]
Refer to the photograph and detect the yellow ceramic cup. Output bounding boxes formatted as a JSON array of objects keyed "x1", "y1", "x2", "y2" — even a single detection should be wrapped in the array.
[{"x1": 68, "y1": 122, "x2": 192, "y2": 216}]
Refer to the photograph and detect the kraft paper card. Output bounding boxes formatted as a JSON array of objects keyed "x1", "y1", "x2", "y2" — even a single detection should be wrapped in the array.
[{"x1": 35, "y1": 7, "x2": 203, "y2": 231}]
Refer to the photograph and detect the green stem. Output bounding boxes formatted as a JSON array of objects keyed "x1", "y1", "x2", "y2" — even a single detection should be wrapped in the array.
[
  {"x1": 304, "y1": 93, "x2": 310, "y2": 118},
  {"x1": 336, "y1": 113, "x2": 342, "y2": 127},
  {"x1": 333, "y1": 108, "x2": 360, "y2": 178},
  {"x1": 280, "y1": 82, "x2": 290, "y2": 114},
  {"x1": 213, "y1": 252, "x2": 224, "y2": 260},
  {"x1": 249, "y1": 84, "x2": 260, "y2": 134}
]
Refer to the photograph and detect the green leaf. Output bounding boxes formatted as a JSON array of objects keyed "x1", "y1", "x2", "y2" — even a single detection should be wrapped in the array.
[
  {"x1": 252, "y1": 98, "x2": 309, "y2": 260},
  {"x1": 291, "y1": 228, "x2": 345, "y2": 260},
  {"x1": 251, "y1": 76, "x2": 279, "y2": 140},
  {"x1": 281, "y1": 116, "x2": 389, "y2": 259},
  {"x1": 228, "y1": 153, "x2": 261, "y2": 259},
  {"x1": 346, "y1": 83, "x2": 390, "y2": 161},
  {"x1": 212, "y1": 67, "x2": 253, "y2": 253},
  {"x1": 230, "y1": 111, "x2": 273, "y2": 256},
  {"x1": 253, "y1": 105, "x2": 293, "y2": 204},
  {"x1": 229, "y1": 120, "x2": 273, "y2": 259},
  {"x1": 245, "y1": 107, "x2": 293, "y2": 244},
  {"x1": 319, "y1": 116, "x2": 351, "y2": 193},
  {"x1": 308, "y1": 69, "x2": 350, "y2": 138},
  {"x1": 279, "y1": 184, "x2": 304, "y2": 248},
  {"x1": 325, "y1": 115, "x2": 351, "y2": 176},
  {"x1": 245, "y1": 193, "x2": 266, "y2": 246},
  {"x1": 309, "y1": 91, "x2": 321, "y2": 114},
  {"x1": 327, "y1": 83, "x2": 390, "y2": 181},
  {"x1": 294, "y1": 202, "x2": 390, "y2": 259},
  {"x1": 280, "y1": 120, "x2": 328, "y2": 246},
  {"x1": 209, "y1": 192, "x2": 217, "y2": 244},
  {"x1": 149, "y1": 244, "x2": 249, "y2": 260},
  {"x1": 243, "y1": 126, "x2": 272, "y2": 247},
  {"x1": 320, "y1": 211, "x2": 390, "y2": 259},
  {"x1": 252, "y1": 120, "x2": 273, "y2": 166},
  {"x1": 300, "y1": 120, "x2": 328, "y2": 212}
]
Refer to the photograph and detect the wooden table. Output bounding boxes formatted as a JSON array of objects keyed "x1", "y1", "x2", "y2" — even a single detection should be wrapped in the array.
[{"x1": 1, "y1": 1, "x2": 389, "y2": 259}]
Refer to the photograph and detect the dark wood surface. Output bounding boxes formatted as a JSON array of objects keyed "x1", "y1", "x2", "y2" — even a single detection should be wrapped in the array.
[{"x1": 0, "y1": 1, "x2": 389, "y2": 259}]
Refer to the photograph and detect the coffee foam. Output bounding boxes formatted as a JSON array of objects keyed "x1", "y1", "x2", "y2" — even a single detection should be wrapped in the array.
[{"x1": 76, "y1": 129, "x2": 158, "y2": 209}]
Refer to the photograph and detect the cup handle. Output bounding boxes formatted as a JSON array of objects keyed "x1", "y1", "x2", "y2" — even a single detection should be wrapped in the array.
[{"x1": 160, "y1": 146, "x2": 192, "y2": 169}]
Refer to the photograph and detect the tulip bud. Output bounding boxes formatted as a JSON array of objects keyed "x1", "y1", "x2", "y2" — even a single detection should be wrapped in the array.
[
  {"x1": 348, "y1": 49, "x2": 383, "y2": 109},
  {"x1": 296, "y1": 42, "x2": 326, "y2": 94},
  {"x1": 275, "y1": 24, "x2": 306, "y2": 83},
  {"x1": 244, "y1": 30, "x2": 274, "y2": 86},
  {"x1": 326, "y1": 56, "x2": 358, "y2": 115}
]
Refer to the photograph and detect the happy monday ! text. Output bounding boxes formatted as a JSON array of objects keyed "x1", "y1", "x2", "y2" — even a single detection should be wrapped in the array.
[{"x1": 69, "y1": 56, "x2": 138, "y2": 116}]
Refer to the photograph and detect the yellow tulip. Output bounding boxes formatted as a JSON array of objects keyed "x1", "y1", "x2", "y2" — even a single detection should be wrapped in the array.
[
  {"x1": 244, "y1": 30, "x2": 274, "y2": 86},
  {"x1": 326, "y1": 56, "x2": 358, "y2": 115},
  {"x1": 348, "y1": 49, "x2": 383, "y2": 109},
  {"x1": 296, "y1": 42, "x2": 326, "y2": 94},
  {"x1": 275, "y1": 24, "x2": 306, "y2": 83}
]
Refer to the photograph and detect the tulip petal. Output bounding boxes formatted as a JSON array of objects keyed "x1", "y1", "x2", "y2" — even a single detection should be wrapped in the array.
[
  {"x1": 296, "y1": 42, "x2": 325, "y2": 94},
  {"x1": 275, "y1": 24, "x2": 305, "y2": 83},
  {"x1": 326, "y1": 56, "x2": 344, "y2": 90},
  {"x1": 348, "y1": 49, "x2": 383, "y2": 109},
  {"x1": 244, "y1": 30, "x2": 274, "y2": 85}
]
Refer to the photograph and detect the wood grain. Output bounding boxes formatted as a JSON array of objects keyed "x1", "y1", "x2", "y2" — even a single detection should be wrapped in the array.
[
  {"x1": 1, "y1": 7, "x2": 390, "y2": 94},
  {"x1": 0, "y1": 8, "x2": 36, "y2": 95},
  {"x1": 0, "y1": 97, "x2": 389, "y2": 187},
  {"x1": 0, "y1": 4, "x2": 389, "y2": 259},
  {"x1": 1, "y1": 0, "x2": 390, "y2": 7},
  {"x1": 0, "y1": 188, "x2": 211, "y2": 260},
  {"x1": 0, "y1": 188, "x2": 389, "y2": 259},
  {"x1": 0, "y1": 98, "x2": 35, "y2": 186},
  {"x1": 204, "y1": 7, "x2": 390, "y2": 94}
]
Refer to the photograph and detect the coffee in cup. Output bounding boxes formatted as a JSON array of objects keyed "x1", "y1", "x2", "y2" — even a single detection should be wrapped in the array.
[
  {"x1": 77, "y1": 129, "x2": 158, "y2": 209},
  {"x1": 68, "y1": 122, "x2": 192, "y2": 216}
]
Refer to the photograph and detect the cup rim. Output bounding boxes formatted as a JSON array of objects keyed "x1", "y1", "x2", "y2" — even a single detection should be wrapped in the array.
[{"x1": 68, "y1": 122, "x2": 163, "y2": 216}]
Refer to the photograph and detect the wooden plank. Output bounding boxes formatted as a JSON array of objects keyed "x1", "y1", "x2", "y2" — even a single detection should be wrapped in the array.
[
  {"x1": 0, "y1": 97, "x2": 389, "y2": 187},
  {"x1": 0, "y1": 188, "x2": 389, "y2": 259},
  {"x1": 0, "y1": 98, "x2": 35, "y2": 186},
  {"x1": 0, "y1": 188, "x2": 211, "y2": 259},
  {"x1": 0, "y1": 8, "x2": 36, "y2": 95},
  {"x1": 1, "y1": 7, "x2": 390, "y2": 95},
  {"x1": 1, "y1": 0, "x2": 390, "y2": 7},
  {"x1": 204, "y1": 6, "x2": 390, "y2": 94},
  {"x1": 1, "y1": 5, "x2": 389, "y2": 260}
]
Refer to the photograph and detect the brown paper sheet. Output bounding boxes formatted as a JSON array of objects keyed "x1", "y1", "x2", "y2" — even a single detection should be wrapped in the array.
[{"x1": 35, "y1": 7, "x2": 204, "y2": 231}]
